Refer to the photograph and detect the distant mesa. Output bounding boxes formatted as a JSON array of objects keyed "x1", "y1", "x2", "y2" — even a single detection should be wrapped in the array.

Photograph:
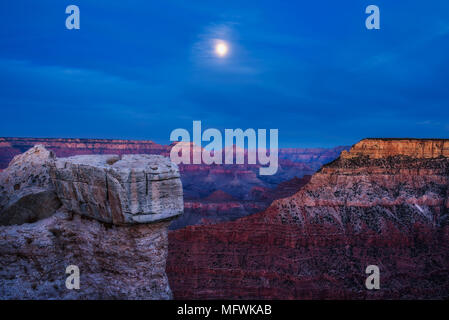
[{"x1": 341, "y1": 138, "x2": 449, "y2": 159}]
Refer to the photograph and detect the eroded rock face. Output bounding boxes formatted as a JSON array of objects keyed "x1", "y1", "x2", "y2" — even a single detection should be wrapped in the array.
[
  {"x1": 341, "y1": 138, "x2": 449, "y2": 159},
  {"x1": 0, "y1": 145, "x2": 61, "y2": 226},
  {"x1": 167, "y1": 138, "x2": 449, "y2": 299},
  {"x1": 0, "y1": 146, "x2": 183, "y2": 299},
  {"x1": 49, "y1": 154, "x2": 183, "y2": 225},
  {"x1": 0, "y1": 211, "x2": 172, "y2": 299},
  {"x1": 274, "y1": 143, "x2": 449, "y2": 230}
]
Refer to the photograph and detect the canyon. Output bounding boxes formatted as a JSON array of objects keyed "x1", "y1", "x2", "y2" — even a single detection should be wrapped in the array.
[
  {"x1": 3, "y1": 138, "x2": 446, "y2": 299},
  {"x1": 167, "y1": 138, "x2": 449, "y2": 299},
  {"x1": 0, "y1": 138, "x2": 347, "y2": 228}
]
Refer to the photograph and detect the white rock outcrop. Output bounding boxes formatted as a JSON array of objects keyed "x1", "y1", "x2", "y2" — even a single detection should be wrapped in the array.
[
  {"x1": 0, "y1": 146, "x2": 184, "y2": 299},
  {"x1": 49, "y1": 154, "x2": 183, "y2": 225}
]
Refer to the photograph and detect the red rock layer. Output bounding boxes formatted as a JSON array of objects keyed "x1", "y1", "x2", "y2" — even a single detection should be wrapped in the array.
[
  {"x1": 168, "y1": 215, "x2": 449, "y2": 299},
  {"x1": 341, "y1": 138, "x2": 449, "y2": 159},
  {"x1": 167, "y1": 139, "x2": 449, "y2": 299}
]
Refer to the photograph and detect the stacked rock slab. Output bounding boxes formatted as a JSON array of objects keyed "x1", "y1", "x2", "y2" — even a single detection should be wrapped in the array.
[{"x1": 49, "y1": 154, "x2": 183, "y2": 225}]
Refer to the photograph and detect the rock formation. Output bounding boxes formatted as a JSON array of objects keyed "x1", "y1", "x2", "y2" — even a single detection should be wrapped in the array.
[
  {"x1": 50, "y1": 154, "x2": 183, "y2": 225},
  {"x1": 0, "y1": 146, "x2": 183, "y2": 299},
  {"x1": 167, "y1": 138, "x2": 449, "y2": 299},
  {"x1": 341, "y1": 138, "x2": 449, "y2": 159},
  {"x1": 0, "y1": 213, "x2": 173, "y2": 299},
  {"x1": 272, "y1": 140, "x2": 449, "y2": 230},
  {"x1": 0, "y1": 145, "x2": 61, "y2": 226}
]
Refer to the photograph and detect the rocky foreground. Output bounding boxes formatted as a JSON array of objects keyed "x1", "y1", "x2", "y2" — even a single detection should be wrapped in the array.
[
  {"x1": 0, "y1": 146, "x2": 183, "y2": 299},
  {"x1": 167, "y1": 139, "x2": 449, "y2": 299}
]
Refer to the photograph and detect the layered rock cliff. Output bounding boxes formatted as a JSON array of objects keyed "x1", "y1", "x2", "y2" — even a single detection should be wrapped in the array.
[
  {"x1": 341, "y1": 138, "x2": 449, "y2": 159},
  {"x1": 0, "y1": 146, "x2": 183, "y2": 299},
  {"x1": 167, "y1": 138, "x2": 449, "y2": 299}
]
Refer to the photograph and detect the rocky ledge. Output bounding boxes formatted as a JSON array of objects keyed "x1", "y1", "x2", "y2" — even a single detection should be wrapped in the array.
[{"x1": 0, "y1": 145, "x2": 183, "y2": 299}]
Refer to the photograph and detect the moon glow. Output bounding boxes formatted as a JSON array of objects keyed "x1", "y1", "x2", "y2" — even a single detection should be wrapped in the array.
[{"x1": 215, "y1": 42, "x2": 229, "y2": 57}]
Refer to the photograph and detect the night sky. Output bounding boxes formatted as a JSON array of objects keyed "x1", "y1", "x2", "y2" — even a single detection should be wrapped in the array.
[{"x1": 1, "y1": 1, "x2": 449, "y2": 147}]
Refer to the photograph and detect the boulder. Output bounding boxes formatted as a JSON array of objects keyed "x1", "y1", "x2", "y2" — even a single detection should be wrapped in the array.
[
  {"x1": 49, "y1": 154, "x2": 183, "y2": 225},
  {"x1": 0, "y1": 145, "x2": 61, "y2": 225}
]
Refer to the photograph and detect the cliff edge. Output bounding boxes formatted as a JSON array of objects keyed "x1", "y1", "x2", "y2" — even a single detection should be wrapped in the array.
[
  {"x1": 341, "y1": 138, "x2": 449, "y2": 159},
  {"x1": 0, "y1": 146, "x2": 183, "y2": 299}
]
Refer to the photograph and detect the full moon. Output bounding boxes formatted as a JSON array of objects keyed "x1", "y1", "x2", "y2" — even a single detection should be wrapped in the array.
[{"x1": 215, "y1": 42, "x2": 229, "y2": 57}]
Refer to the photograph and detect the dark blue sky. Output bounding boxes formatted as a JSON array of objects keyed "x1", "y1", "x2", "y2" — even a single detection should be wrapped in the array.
[{"x1": 1, "y1": 1, "x2": 448, "y2": 147}]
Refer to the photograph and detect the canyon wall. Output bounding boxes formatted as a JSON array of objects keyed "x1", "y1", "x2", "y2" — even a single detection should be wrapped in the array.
[
  {"x1": 341, "y1": 138, "x2": 449, "y2": 159},
  {"x1": 167, "y1": 138, "x2": 449, "y2": 299}
]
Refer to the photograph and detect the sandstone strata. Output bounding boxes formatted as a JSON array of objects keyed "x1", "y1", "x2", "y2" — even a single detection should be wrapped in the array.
[
  {"x1": 341, "y1": 138, "x2": 449, "y2": 159},
  {"x1": 276, "y1": 139, "x2": 449, "y2": 230},
  {"x1": 167, "y1": 138, "x2": 449, "y2": 299}
]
